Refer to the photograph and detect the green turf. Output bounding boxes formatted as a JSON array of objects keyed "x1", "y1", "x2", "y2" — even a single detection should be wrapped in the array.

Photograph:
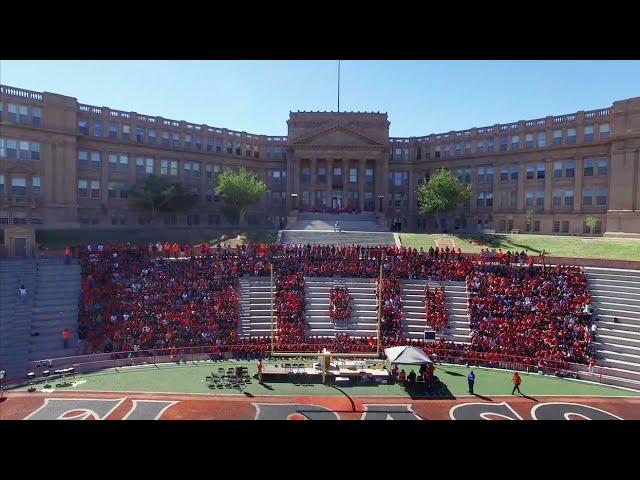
[
  {"x1": 400, "y1": 233, "x2": 640, "y2": 261},
  {"x1": 12, "y1": 361, "x2": 637, "y2": 397}
]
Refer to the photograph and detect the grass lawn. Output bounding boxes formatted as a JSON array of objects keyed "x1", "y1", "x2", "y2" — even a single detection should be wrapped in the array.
[
  {"x1": 35, "y1": 228, "x2": 277, "y2": 248},
  {"x1": 12, "y1": 361, "x2": 636, "y2": 397},
  {"x1": 400, "y1": 233, "x2": 640, "y2": 261}
]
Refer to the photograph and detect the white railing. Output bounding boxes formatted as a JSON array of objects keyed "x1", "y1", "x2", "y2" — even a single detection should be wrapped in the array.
[
  {"x1": 79, "y1": 104, "x2": 90, "y2": 112},
  {"x1": 0, "y1": 85, "x2": 43, "y2": 101}
]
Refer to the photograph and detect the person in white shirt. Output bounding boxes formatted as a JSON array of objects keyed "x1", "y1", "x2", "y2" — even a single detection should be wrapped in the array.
[{"x1": 19, "y1": 285, "x2": 27, "y2": 302}]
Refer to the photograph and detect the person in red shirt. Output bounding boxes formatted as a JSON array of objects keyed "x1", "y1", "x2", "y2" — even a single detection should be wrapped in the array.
[
  {"x1": 163, "y1": 242, "x2": 171, "y2": 258},
  {"x1": 62, "y1": 328, "x2": 71, "y2": 349},
  {"x1": 172, "y1": 243, "x2": 180, "y2": 257},
  {"x1": 512, "y1": 371, "x2": 522, "y2": 395}
]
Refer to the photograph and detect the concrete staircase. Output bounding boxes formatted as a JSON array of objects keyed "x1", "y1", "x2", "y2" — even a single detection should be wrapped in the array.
[
  {"x1": 28, "y1": 258, "x2": 81, "y2": 361},
  {"x1": 305, "y1": 277, "x2": 378, "y2": 338},
  {"x1": 279, "y1": 230, "x2": 396, "y2": 246},
  {"x1": 238, "y1": 277, "x2": 272, "y2": 338},
  {"x1": 400, "y1": 280, "x2": 470, "y2": 341},
  {"x1": 581, "y1": 267, "x2": 640, "y2": 390},
  {"x1": 0, "y1": 259, "x2": 37, "y2": 380}
]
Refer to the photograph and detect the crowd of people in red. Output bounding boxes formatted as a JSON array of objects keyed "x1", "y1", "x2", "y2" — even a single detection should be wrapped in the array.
[
  {"x1": 424, "y1": 285, "x2": 448, "y2": 332},
  {"x1": 329, "y1": 287, "x2": 352, "y2": 324},
  {"x1": 467, "y1": 264, "x2": 595, "y2": 365},
  {"x1": 76, "y1": 241, "x2": 595, "y2": 370}
]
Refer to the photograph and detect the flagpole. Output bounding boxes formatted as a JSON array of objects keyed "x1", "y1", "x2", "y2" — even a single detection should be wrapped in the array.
[{"x1": 337, "y1": 60, "x2": 341, "y2": 113}]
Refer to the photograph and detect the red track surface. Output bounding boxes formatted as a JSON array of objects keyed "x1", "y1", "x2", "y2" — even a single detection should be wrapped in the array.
[{"x1": 1, "y1": 391, "x2": 639, "y2": 420}]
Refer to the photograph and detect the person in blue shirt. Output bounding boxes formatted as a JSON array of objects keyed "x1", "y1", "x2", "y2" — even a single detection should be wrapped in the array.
[{"x1": 467, "y1": 371, "x2": 476, "y2": 394}]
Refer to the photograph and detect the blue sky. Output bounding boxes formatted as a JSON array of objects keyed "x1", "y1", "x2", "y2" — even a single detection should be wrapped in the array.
[{"x1": 1, "y1": 60, "x2": 639, "y2": 137}]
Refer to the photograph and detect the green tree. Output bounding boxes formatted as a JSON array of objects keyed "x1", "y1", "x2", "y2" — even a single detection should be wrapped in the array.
[
  {"x1": 215, "y1": 168, "x2": 267, "y2": 225},
  {"x1": 129, "y1": 175, "x2": 197, "y2": 222},
  {"x1": 585, "y1": 216, "x2": 599, "y2": 235},
  {"x1": 417, "y1": 168, "x2": 471, "y2": 232}
]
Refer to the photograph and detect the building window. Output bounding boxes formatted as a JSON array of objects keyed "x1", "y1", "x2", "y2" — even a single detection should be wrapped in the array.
[
  {"x1": 582, "y1": 188, "x2": 592, "y2": 206},
  {"x1": 77, "y1": 119, "x2": 89, "y2": 135},
  {"x1": 17, "y1": 105, "x2": 28, "y2": 124},
  {"x1": 554, "y1": 161, "x2": 563, "y2": 179},
  {"x1": 32, "y1": 107, "x2": 42, "y2": 127},
  {"x1": 253, "y1": 145, "x2": 259, "y2": 158},
  {"x1": 485, "y1": 192, "x2": 493, "y2": 207},
  {"x1": 185, "y1": 161, "x2": 200, "y2": 177},
  {"x1": 162, "y1": 131, "x2": 170, "y2": 146},
  {"x1": 455, "y1": 143, "x2": 462, "y2": 155},
  {"x1": 567, "y1": 128, "x2": 577, "y2": 144},
  {"x1": 215, "y1": 138, "x2": 223, "y2": 153},
  {"x1": 78, "y1": 151, "x2": 89, "y2": 170},
  {"x1": 161, "y1": 159, "x2": 178, "y2": 176},
  {"x1": 537, "y1": 131, "x2": 546, "y2": 148},
  {"x1": 584, "y1": 159, "x2": 594, "y2": 176},
  {"x1": 90, "y1": 180, "x2": 101, "y2": 198},
  {"x1": 477, "y1": 167, "x2": 485, "y2": 183},
  {"x1": 78, "y1": 180, "x2": 88, "y2": 198},
  {"x1": 90, "y1": 152, "x2": 101, "y2": 171},
  {"x1": 584, "y1": 125, "x2": 594, "y2": 142},
  {"x1": 18, "y1": 141, "x2": 30, "y2": 159},
  {"x1": 536, "y1": 191, "x2": 544, "y2": 207},
  {"x1": 510, "y1": 165, "x2": 519, "y2": 181},
  {"x1": 476, "y1": 192, "x2": 485, "y2": 207},
  {"x1": 109, "y1": 153, "x2": 118, "y2": 172},
  {"x1": 172, "y1": 133, "x2": 180, "y2": 148},
  {"x1": 365, "y1": 168, "x2": 374, "y2": 185},
  {"x1": 317, "y1": 167, "x2": 326, "y2": 183},
  {"x1": 136, "y1": 127, "x2": 145, "y2": 143},
  {"x1": 302, "y1": 167, "x2": 311, "y2": 183},
  {"x1": 8, "y1": 104, "x2": 18, "y2": 123},
  {"x1": 553, "y1": 129, "x2": 562, "y2": 145},
  {"x1": 511, "y1": 135, "x2": 520, "y2": 151},
  {"x1": 499, "y1": 135, "x2": 508, "y2": 152},
  {"x1": 596, "y1": 187, "x2": 608, "y2": 206},
  {"x1": 226, "y1": 142, "x2": 233, "y2": 154},
  {"x1": 599, "y1": 123, "x2": 610, "y2": 140},
  {"x1": 583, "y1": 220, "x2": 602, "y2": 234},
  {"x1": 565, "y1": 190, "x2": 574, "y2": 207},
  {"x1": 565, "y1": 160, "x2": 575, "y2": 178},
  {"x1": 0, "y1": 174, "x2": 4, "y2": 197},
  {"x1": 553, "y1": 190, "x2": 562, "y2": 207},
  {"x1": 185, "y1": 135, "x2": 192, "y2": 150},
  {"x1": 486, "y1": 166, "x2": 494, "y2": 183},
  {"x1": 500, "y1": 167, "x2": 509, "y2": 182},
  {"x1": 487, "y1": 137, "x2": 494, "y2": 153},
  {"x1": 526, "y1": 164, "x2": 535, "y2": 180},
  {"x1": 186, "y1": 214, "x2": 200, "y2": 225},
  {"x1": 434, "y1": 145, "x2": 441, "y2": 158},
  {"x1": 194, "y1": 136, "x2": 202, "y2": 151},
  {"x1": 206, "y1": 139, "x2": 214, "y2": 152},
  {"x1": 11, "y1": 177, "x2": 27, "y2": 196},
  {"x1": 444, "y1": 145, "x2": 451, "y2": 158},
  {"x1": 164, "y1": 214, "x2": 177, "y2": 225},
  {"x1": 597, "y1": 158, "x2": 608, "y2": 176},
  {"x1": 32, "y1": 177, "x2": 41, "y2": 196},
  {"x1": 12, "y1": 212, "x2": 27, "y2": 224},
  {"x1": 562, "y1": 220, "x2": 570, "y2": 233},
  {"x1": 537, "y1": 163, "x2": 545, "y2": 180},
  {"x1": 136, "y1": 156, "x2": 154, "y2": 175},
  {"x1": 93, "y1": 122, "x2": 103, "y2": 137},
  {"x1": 208, "y1": 214, "x2": 220, "y2": 225},
  {"x1": 5, "y1": 139, "x2": 17, "y2": 158},
  {"x1": 30, "y1": 215, "x2": 43, "y2": 225},
  {"x1": 108, "y1": 182, "x2": 117, "y2": 199},
  {"x1": 119, "y1": 155, "x2": 129, "y2": 174},
  {"x1": 109, "y1": 122, "x2": 118, "y2": 139},
  {"x1": 476, "y1": 140, "x2": 484, "y2": 153},
  {"x1": 525, "y1": 133, "x2": 534, "y2": 149},
  {"x1": 245, "y1": 144, "x2": 251, "y2": 156},
  {"x1": 464, "y1": 142, "x2": 471, "y2": 154},
  {"x1": 0, "y1": 138, "x2": 5, "y2": 158},
  {"x1": 235, "y1": 143, "x2": 242, "y2": 156},
  {"x1": 206, "y1": 164, "x2": 220, "y2": 182},
  {"x1": 553, "y1": 221, "x2": 560, "y2": 233},
  {"x1": 122, "y1": 125, "x2": 130, "y2": 141},
  {"x1": 349, "y1": 168, "x2": 358, "y2": 183}
]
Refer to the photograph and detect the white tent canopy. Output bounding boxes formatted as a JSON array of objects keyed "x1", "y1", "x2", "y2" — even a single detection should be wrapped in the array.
[{"x1": 384, "y1": 346, "x2": 433, "y2": 365}]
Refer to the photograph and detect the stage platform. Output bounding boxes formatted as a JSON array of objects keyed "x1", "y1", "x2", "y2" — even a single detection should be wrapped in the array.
[{"x1": 261, "y1": 363, "x2": 390, "y2": 385}]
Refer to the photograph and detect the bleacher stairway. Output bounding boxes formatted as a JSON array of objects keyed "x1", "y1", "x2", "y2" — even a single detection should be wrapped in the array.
[
  {"x1": 238, "y1": 277, "x2": 272, "y2": 338},
  {"x1": 400, "y1": 280, "x2": 470, "y2": 341},
  {"x1": 579, "y1": 267, "x2": 640, "y2": 390},
  {"x1": 280, "y1": 212, "x2": 396, "y2": 246},
  {"x1": 0, "y1": 257, "x2": 81, "y2": 380}
]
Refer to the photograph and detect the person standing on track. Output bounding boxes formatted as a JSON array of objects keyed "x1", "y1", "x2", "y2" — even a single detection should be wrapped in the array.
[
  {"x1": 512, "y1": 371, "x2": 522, "y2": 395},
  {"x1": 467, "y1": 370, "x2": 476, "y2": 394},
  {"x1": 258, "y1": 358, "x2": 263, "y2": 384}
]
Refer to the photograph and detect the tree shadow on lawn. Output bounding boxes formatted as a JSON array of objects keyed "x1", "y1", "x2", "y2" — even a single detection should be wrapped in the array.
[{"x1": 455, "y1": 234, "x2": 543, "y2": 254}]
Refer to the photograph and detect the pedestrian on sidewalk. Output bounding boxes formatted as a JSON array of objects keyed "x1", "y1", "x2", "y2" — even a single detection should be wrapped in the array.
[
  {"x1": 62, "y1": 328, "x2": 71, "y2": 349},
  {"x1": 64, "y1": 246, "x2": 72, "y2": 265},
  {"x1": 467, "y1": 370, "x2": 476, "y2": 394},
  {"x1": 512, "y1": 371, "x2": 522, "y2": 395},
  {"x1": 19, "y1": 285, "x2": 27, "y2": 303}
]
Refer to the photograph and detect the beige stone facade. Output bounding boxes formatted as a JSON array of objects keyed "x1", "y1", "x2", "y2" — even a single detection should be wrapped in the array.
[{"x1": 1, "y1": 84, "x2": 640, "y2": 236}]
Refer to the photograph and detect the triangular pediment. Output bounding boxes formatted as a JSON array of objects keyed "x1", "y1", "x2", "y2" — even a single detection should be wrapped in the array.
[{"x1": 292, "y1": 124, "x2": 382, "y2": 147}]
